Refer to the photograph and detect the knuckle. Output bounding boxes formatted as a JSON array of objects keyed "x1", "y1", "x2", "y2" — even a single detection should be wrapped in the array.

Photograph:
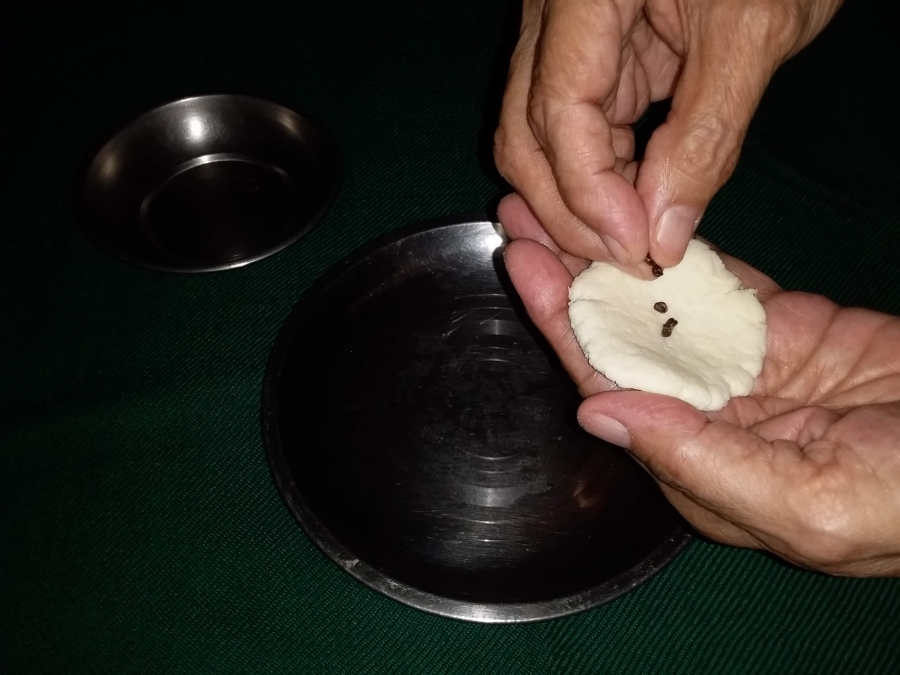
[
  {"x1": 734, "y1": 0, "x2": 803, "y2": 51},
  {"x1": 526, "y1": 89, "x2": 551, "y2": 145},
  {"x1": 492, "y1": 125, "x2": 524, "y2": 183},
  {"x1": 673, "y1": 112, "x2": 741, "y2": 181},
  {"x1": 527, "y1": 76, "x2": 572, "y2": 145}
]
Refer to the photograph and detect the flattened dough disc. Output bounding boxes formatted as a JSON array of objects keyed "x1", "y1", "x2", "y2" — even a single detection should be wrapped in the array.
[{"x1": 569, "y1": 240, "x2": 767, "y2": 412}]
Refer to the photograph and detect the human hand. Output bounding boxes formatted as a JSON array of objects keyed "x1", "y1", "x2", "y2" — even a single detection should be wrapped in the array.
[
  {"x1": 499, "y1": 194, "x2": 900, "y2": 576},
  {"x1": 494, "y1": 0, "x2": 842, "y2": 267}
]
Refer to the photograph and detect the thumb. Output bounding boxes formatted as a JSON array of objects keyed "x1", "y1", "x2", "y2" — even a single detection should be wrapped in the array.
[
  {"x1": 638, "y1": 3, "x2": 802, "y2": 266},
  {"x1": 576, "y1": 391, "x2": 709, "y2": 487},
  {"x1": 577, "y1": 391, "x2": 795, "y2": 534}
]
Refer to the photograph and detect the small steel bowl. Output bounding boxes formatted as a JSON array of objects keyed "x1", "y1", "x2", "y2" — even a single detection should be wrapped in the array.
[{"x1": 80, "y1": 95, "x2": 340, "y2": 272}]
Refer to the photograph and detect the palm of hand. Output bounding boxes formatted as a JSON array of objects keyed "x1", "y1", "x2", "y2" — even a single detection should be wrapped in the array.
[
  {"x1": 499, "y1": 195, "x2": 900, "y2": 576},
  {"x1": 715, "y1": 289, "x2": 900, "y2": 574}
]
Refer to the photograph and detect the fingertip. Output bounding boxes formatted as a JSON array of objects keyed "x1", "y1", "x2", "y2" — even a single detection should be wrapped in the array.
[
  {"x1": 497, "y1": 193, "x2": 544, "y2": 242},
  {"x1": 501, "y1": 238, "x2": 526, "y2": 275},
  {"x1": 577, "y1": 410, "x2": 632, "y2": 449},
  {"x1": 562, "y1": 235, "x2": 616, "y2": 263},
  {"x1": 503, "y1": 238, "x2": 573, "y2": 292},
  {"x1": 579, "y1": 391, "x2": 715, "y2": 493},
  {"x1": 579, "y1": 391, "x2": 707, "y2": 442},
  {"x1": 496, "y1": 193, "x2": 526, "y2": 226},
  {"x1": 555, "y1": 171, "x2": 650, "y2": 265},
  {"x1": 650, "y1": 205, "x2": 702, "y2": 267},
  {"x1": 599, "y1": 232, "x2": 640, "y2": 267},
  {"x1": 501, "y1": 238, "x2": 529, "y2": 273}
]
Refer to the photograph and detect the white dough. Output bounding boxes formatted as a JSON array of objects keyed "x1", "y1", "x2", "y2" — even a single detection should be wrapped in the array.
[{"x1": 568, "y1": 240, "x2": 767, "y2": 412}]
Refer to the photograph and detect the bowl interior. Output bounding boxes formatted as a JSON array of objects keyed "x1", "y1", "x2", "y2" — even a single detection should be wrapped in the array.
[{"x1": 81, "y1": 95, "x2": 339, "y2": 271}]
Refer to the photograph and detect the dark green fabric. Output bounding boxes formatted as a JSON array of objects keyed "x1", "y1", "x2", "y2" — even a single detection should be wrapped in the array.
[{"x1": 3, "y1": 2, "x2": 899, "y2": 673}]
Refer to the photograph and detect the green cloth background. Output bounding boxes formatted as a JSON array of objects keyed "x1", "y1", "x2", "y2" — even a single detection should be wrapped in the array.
[{"x1": 3, "y1": 1, "x2": 899, "y2": 672}]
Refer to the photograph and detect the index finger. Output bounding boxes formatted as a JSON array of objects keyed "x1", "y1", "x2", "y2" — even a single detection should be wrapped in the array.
[
  {"x1": 528, "y1": 0, "x2": 649, "y2": 264},
  {"x1": 494, "y1": 3, "x2": 614, "y2": 261}
]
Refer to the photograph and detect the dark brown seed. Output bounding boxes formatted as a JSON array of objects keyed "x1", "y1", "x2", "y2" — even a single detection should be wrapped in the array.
[
  {"x1": 653, "y1": 302, "x2": 668, "y2": 313},
  {"x1": 661, "y1": 317, "x2": 678, "y2": 338},
  {"x1": 645, "y1": 254, "x2": 663, "y2": 278}
]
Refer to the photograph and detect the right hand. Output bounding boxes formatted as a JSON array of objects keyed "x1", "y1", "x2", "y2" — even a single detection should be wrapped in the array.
[{"x1": 494, "y1": 0, "x2": 843, "y2": 267}]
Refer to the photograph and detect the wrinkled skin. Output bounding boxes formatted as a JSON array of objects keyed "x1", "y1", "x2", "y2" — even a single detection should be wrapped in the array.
[
  {"x1": 494, "y1": 0, "x2": 843, "y2": 267},
  {"x1": 499, "y1": 194, "x2": 900, "y2": 576}
]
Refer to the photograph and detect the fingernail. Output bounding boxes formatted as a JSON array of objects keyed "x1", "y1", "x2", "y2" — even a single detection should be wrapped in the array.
[
  {"x1": 578, "y1": 413, "x2": 631, "y2": 449},
  {"x1": 655, "y1": 206, "x2": 701, "y2": 257},
  {"x1": 600, "y1": 234, "x2": 632, "y2": 265}
]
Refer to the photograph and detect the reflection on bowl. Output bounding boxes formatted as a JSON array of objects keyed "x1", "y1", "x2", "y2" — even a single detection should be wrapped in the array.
[{"x1": 80, "y1": 95, "x2": 340, "y2": 272}]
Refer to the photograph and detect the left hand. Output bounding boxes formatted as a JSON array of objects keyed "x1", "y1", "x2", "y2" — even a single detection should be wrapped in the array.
[{"x1": 499, "y1": 193, "x2": 900, "y2": 576}]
